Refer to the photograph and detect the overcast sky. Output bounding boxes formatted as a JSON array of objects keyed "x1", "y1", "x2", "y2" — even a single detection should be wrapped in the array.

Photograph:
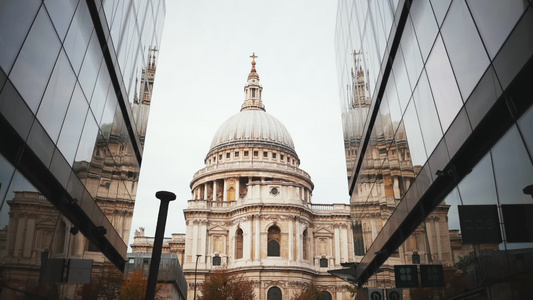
[{"x1": 129, "y1": 1, "x2": 349, "y2": 243}]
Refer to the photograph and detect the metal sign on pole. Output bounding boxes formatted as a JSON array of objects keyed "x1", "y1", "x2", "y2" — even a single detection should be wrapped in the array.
[
  {"x1": 368, "y1": 289, "x2": 384, "y2": 300},
  {"x1": 387, "y1": 289, "x2": 403, "y2": 300}
]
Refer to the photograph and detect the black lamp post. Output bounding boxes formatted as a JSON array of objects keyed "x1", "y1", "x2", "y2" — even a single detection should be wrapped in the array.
[
  {"x1": 145, "y1": 191, "x2": 176, "y2": 300},
  {"x1": 193, "y1": 254, "x2": 202, "y2": 300}
]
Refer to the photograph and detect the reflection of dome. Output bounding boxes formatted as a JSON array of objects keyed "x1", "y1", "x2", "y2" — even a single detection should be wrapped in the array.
[{"x1": 209, "y1": 109, "x2": 295, "y2": 155}]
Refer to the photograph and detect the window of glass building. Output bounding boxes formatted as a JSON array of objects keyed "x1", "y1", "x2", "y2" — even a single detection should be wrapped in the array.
[
  {"x1": 9, "y1": 7, "x2": 61, "y2": 113},
  {"x1": 425, "y1": 36, "x2": 463, "y2": 132},
  {"x1": 441, "y1": 0, "x2": 490, "y2": 99}
]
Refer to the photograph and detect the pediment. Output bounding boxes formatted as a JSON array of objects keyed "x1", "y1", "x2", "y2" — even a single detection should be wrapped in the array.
[
  {"x1": 208, "y1": 225, "x2": 228, "y2": 233},
  {"x1": 314, "y1": 227, "x2": 333, "y2": 235}
]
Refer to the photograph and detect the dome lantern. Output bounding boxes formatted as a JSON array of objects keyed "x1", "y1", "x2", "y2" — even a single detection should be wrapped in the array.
[{"x1": 241, "y1": 53, "x2": 265, "y2": 111}]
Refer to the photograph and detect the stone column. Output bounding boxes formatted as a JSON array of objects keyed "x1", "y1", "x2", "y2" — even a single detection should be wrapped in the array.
[
  {"x1": 213, "y1": 180, "x2": 217, "y2": 201},
  {"x1": 255, "y1": 217, "x2": 261, "y2": 260},
  {"x1": 296, "y1": 220, "x2": 301, "y2": 261},
  {"x1": 425, "y1": 221, "x2": 433, "y2": 263},
  {"x1": 223, "y1": 179, "x2": 227, "y2": 201},
  {"x1": 192, "y1": 220, "x2": 199, "y2": 260},
  {"x1": 341, "y1": 224, "x2": 349, "y2": 263},
  {"x1": 288, "y1": 218, "x2": 294, "y2": 261},
  {"x1": 334, "y1": 224, "x2": 341, "y2": 266},
  {"x1": 204, "y1": 183, "x2": 208, "y2": 200},
  {"x1": 200, "y1": 220, "x2": 207, "y2": 266},
  {"x1": 244, "y1": 219, "x2": 252, "y2": 260},
  {"x1": 371, "y1": 219, "x2": 378, "y2": 241},
  {"x1": 434, "y1": 218, "x2": 442, "y2": 261},
  {"x1": 235, "y1": 178, "x2": 240, "y2": 200}
]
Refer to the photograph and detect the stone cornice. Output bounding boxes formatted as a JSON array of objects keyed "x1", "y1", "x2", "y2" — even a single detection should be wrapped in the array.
[{"x1": 190, "y1": 162, "x2": 313, "y2": 189}]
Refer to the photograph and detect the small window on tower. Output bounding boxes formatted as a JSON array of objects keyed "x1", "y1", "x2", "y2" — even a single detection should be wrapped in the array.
[
  {"x1": 235, "y1": 151, "x2": 239, "y2": 158},
  {"x1": 263, "y1": 151, "x2": 268, "y2": 158},
  {"x1": 244, "y1": 151, "x2": 249, "y2": 157},
  {"x1": 219, "y1": 154, "x2": 222, "y2": 160},
  {"x1": 254, "y1": 151, "x2": 259, "y2": 157},
  {"x1": 226, "y1": 153, "x2": 230, "y2": 159},
  {"x1": 252, "y1": 89, "x2": 256, "y2": 97},
  {"x1": 272, "y1": 153, "x2": 277, "y2": 159},
  {"x1": 280, "y1": 154, "x2": 284, "y2": 161}
]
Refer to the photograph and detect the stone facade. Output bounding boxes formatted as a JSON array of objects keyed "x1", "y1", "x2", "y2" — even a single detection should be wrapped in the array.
[{"x1": 132, "y1": 57, "x2": 354, "y2": 300}]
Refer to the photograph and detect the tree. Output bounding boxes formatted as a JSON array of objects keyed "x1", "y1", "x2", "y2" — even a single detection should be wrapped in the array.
[
  {"x1": 119, "y1": 269, "x2": 162, "y2": 300},
  {"x1": 291, "y1": 283, "x2": 330, "y2": 300},
  {"x1": 198, "y1": 267, "x2": 255, "y2": 300}
]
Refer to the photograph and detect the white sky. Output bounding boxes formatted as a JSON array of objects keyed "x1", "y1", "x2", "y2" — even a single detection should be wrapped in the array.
[{"x1": 129, "y1": 1, "x2": 349, "y2": 243}]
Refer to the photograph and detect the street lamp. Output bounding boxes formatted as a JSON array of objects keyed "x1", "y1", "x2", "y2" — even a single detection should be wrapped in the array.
[
  {"x1": 145, "y1": 191, "x2": 176, "y2": 300},
  {"x1": 193, "y1": 254, "x2": 202, "y2": 300}
]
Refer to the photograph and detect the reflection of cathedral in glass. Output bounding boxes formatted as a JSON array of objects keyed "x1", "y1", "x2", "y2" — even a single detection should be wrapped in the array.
[
  {"x1": 342, "y1": 50, "x2": 455, "y2": 290},
  {"x1": 0, "y1": 1, "x2": 166, "y2": 298},
  {"x1": 336, "y1": 1, "x2": 533, "y2": 299}
]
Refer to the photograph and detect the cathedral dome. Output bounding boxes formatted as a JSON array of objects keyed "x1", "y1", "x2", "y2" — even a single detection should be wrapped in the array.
[
  {"x1": 207, "y1": 54, "x2": 297, "y2": 157},
  {"x1": 208, "y1": 109, "x2": 295, "y2": 154}
]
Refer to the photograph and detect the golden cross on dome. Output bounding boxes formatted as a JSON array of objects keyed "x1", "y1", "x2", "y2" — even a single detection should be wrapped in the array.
[{"x1": 250, "y1": 53, "x2": 258, "y2": 62}]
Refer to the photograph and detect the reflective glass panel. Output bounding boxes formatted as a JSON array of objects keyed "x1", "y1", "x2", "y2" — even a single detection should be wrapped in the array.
[
  {"x1": 425, "y1": 36, "x2": 463, "y2": 132},
  {"x1": 444, "y1": 109, "x2": 471, "y2": 158},
  {"x1": 10, "y1": 7, "x2": 61, "y2": 113},
  {"x1": 458, "y1": 153, "x2": 498, "y2": 205},
  {"x1": 91, "y1": 68, "x2": 112, "y2": 124},
  {"x1": 57, "y1": 84, "x2": 89, "y2": 164},
  {"x1": 491, "y1": 126, "x2": 533, "y2": 205},
  {"x1": 518, "y1": 106, "x2": 533, "y2": 156},
  {"x1": 464, "y1": 66, "x2": 502, "y2": 129},
  {"x1": 37, "y1": 51, "x2": 76, "y2": 142},
  {"x1": 0, "y1": 81, "x2": 34, "y2": 139},
  {"x1": 44, "y1": 0, "x2": 79, "y2": 41},
  {"x1": 467, "y1": 0, "x2": 528, "y2": 59},
  {"x1": 385, "y1": 73, "x2": 402, "y2": 133},
  {"x1": 79, "y1": 31, "x2": 103, "y2": 99},
  {"x1": 492, "y1": 7, "x2": 533, "y2": 90},
  {"x1": 27, "y1": 121, "x2": 55, "y2": 167},
  {"x1": 0, "y1": 154, "x2": 16, "y2": 210},
  {"x1": 392, "y1": 48, "x2": 412, "y2": 113},
  {"x1": 413, "y1": 71, "x2": 442, "y2": 155},
  {"x1": 411, "y1": 0, "x2": 438, "y2": 61},
  {"x1": 75, "y1": 114, "x2": 99, "y2": 164},
  {"x1": 0, "y1": 0, "x2": 40, "y2": 72},
  {"x1": 402, "y1": 102, "x2": 427, "y2": 167},
  {"x1": 444, "y1": 188, "x2": 462, "y2": 231},
  {"x1": 401, "y1": 17, "x2": 423, "y2": 88},
  {"x1": 441, "y1": 0, "x2": 490, "y2": 99},
  {"x1": 1, "y1": 171, "x2": 39, "y2": 233},
  {"x1": 429, "y1": 0, "x2": 451, "y2": 26},
  {"x1": 64, "y1": 0, "x2": 93, "y2": 73}
]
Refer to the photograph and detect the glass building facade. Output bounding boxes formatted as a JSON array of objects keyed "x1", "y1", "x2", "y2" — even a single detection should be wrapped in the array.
[
  {"x1": 0, "y1": 0, "x2": 165, "y2": 298},
  {"x1": 335, "y1": 0, "x2": 533, "y2": 299}
]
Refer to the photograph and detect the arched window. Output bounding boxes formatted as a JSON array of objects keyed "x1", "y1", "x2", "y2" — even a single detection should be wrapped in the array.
[
  {"x1": 267, "y1": 286, "x2": 282, "y2": 300},
  {"x1": 267, "y1": 226, "x2": 280, "y2": 257},
  {"x1": 235, "y1": 228, "x2": 243, "y2": 259},
  {"x1": 319, "y1": 291, "x2": 332, "y2": 300},
  {"x1": 302, "y1": 229, "x2": 308, "y2": 260}
]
